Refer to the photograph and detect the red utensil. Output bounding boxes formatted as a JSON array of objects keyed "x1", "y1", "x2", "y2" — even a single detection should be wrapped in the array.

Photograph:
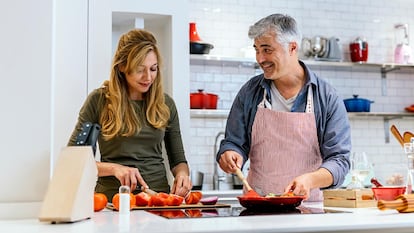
[{"x1": 370, "y1": 177, "x2": 383, "y2": 187}]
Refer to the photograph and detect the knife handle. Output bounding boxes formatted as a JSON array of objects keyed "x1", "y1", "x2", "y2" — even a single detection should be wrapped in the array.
[{"x1": 140, "y1": 186, "x2": 158, "y2": 196}]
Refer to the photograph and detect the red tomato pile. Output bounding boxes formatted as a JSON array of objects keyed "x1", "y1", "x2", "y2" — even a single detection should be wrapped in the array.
[
  {"x1": 135, "y1": 191, "x2": 202, "y2": 207},
  {"x1": 96, "y1": 191, "x2": 204, "y2": 211}
]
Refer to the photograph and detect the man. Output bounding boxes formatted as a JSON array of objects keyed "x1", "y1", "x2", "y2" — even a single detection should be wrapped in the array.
[{"x1": 216, "y1": 14, "x2": 351, "y2": 201}]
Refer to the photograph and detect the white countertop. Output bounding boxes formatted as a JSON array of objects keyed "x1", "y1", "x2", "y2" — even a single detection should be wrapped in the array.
[{"x1": 2, "y1": 201, "x2": 414, "y2": 233}]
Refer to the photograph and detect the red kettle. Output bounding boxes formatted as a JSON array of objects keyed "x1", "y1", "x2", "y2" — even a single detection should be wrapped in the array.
[{"x1": 350, "y1": 37, "x2": 368, "y2": 62}]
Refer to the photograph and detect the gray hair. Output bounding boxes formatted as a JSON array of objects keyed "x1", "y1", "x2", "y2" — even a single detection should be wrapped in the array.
[{"x1": 248, "y1": 14, "x2": 302, "y2": 51}]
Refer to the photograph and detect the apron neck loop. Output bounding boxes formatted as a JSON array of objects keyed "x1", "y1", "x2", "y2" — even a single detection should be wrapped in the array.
[{"x1": 260, "y1": 84, "x2": 314, "y2": 112}]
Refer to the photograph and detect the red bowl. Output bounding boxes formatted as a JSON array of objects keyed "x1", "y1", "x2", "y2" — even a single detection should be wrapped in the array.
[{"x1": 372, "y1": 187, "x2": 406, "y2": 201}]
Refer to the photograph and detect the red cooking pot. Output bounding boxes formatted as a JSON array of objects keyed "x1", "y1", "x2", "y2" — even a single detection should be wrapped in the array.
[{"x1": 190, "y1": 89, "x2": 218, "y2": 109}]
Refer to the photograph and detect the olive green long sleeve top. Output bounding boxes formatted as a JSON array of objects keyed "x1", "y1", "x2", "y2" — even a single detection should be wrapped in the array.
[{"x1": 68, "y1": 88, "x2": 187, "y2": 199}]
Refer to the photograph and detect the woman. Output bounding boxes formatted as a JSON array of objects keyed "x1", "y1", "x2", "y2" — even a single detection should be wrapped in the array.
[{"x1": 68, "y1": 29, "x2": 192, "y2": 200}]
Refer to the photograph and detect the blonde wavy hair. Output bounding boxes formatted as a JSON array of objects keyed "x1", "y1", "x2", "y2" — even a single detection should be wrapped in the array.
[{"x1": 100, "y1": 29, "x2": 170, "y2": 140}]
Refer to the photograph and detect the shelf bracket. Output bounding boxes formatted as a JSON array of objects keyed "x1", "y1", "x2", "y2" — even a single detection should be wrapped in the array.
[
  {"x1": 383, "y1": 115, "x2": 404, "y2": 143},
  {"x1": 384, "y1": 118, "x2": 390, "y2": 143},
  {"x1": 380, "y1": 66, "x2": 400, "y2": 96}
]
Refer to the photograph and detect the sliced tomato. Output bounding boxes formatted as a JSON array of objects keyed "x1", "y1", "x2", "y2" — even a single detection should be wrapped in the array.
[
  {"x1": 185, "y1": 209, "x2": 202, "y2": 217},
  {"x1": 161, "y1": 210, "x2": 186, "y2": 218},
  {"x1": 166, "y1": 194, "x2": 184, "y2": 206},
  {"x1": 185, "y1": 191, "x2": 203, "y2": 204},
  {"x1": 135, "y1": 192, "x2": 150, "y2": 206},
  {"x1": 148, "y1": 193, "x2": 169, "y2": 206},
  {"x1": 157, "y1": 192, "x2": 171, "y2": 199}
]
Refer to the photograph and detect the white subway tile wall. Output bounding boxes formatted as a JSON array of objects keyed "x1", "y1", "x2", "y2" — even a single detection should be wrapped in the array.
[{"x1": 188, "y1": 0, "x2": 414, "y2": 190}]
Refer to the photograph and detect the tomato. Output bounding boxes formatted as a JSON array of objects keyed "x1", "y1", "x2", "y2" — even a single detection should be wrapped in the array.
[
  {"x1": 135, "y1": 192, "x2": 150, "y2": 206},
  {"x1": 185, "y1": 191, "x2": 203, "y2": 204},
  {"x1": 112, "y1": 193, "x2": 136, "y2": 210},
  {"x1": 185, "y1": 209, "x2": 202, "y2": 217},
  {"x1": 94, "y1": 193, "x2": 108, "y2": 212},
  {"x1": 166, "y1": 194, "x2": 184, "y2": 206},
  {"x1": 159, "y1": 210, "x2": 186, "y2": 218},
  {"x1": 157, "y1": 192, "x2": 171, "y2": 199},
  {"x1": 148, "y1": 194, "x2": 168, "y2": 206}
]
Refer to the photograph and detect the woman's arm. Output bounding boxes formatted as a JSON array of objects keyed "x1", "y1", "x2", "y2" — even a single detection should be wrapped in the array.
[{"x1": 170, "y1": 162, "x2": 191, "y2": 197}]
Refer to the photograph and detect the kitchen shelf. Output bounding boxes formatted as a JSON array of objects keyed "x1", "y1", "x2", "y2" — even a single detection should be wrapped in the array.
[
  {"x1": 191, "y1": 110, "x2": 414, "y2": 143},
  {"x1": 190, "y1": 54, "x2": 414, "y2": 71},
  {"x1": 190, "y1": 54, "x2": 414, "y2": 96},
  {"x1": 190, "y1": 109, "x2": 229, "y2": 119},
  {"x1": 348, "y1": 112, "x2": 414, "y2": 143},
  {"x1": 190, "y1": 54, "x2": 258, "y2": 68},
  {"x1": 347, "y1": 112, "x2": 414, "y2": 119},
  {"x1": 191, "y1": 110, "x2": 414, "y2": 120}
]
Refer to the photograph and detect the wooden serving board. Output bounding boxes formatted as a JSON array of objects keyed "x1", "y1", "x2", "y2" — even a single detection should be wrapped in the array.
[
  {"x1": 323, "y1": 189, "x2": 376, "y2": 208},
  {"x1": 106, "y1": 203, "x2": 231, "y2": 211}
]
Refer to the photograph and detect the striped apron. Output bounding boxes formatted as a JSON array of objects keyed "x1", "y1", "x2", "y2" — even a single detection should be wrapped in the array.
[{"x1": 246, "y1": 85, "x2": 323, "y2": 201}]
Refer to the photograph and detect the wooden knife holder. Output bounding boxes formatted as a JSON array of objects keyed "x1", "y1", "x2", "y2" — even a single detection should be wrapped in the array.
[{"x1": 38, "y1": 146, "x2": 97, "y2": 223}]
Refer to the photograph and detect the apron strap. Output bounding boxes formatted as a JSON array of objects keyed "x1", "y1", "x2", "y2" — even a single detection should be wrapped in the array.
[
  {"x1": 258, "y1": 89, "x2": 272, "y2": 109},
  {"x1": 305, "y1": 85, "x2": 314, "y2": 113}
]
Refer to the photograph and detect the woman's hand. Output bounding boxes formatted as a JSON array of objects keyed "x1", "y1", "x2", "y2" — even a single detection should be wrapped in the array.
[
  {"x1": 170, "y1": 163, "x2": 192, "y2": 197},
  {"x1": 96, "y1": 162, "x2": 148, "y2": 192}
]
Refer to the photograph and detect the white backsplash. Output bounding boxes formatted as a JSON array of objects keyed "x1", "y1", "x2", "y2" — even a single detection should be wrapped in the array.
[{"x1": 187, "y1": 0, "x2": 414, "y2": 190}]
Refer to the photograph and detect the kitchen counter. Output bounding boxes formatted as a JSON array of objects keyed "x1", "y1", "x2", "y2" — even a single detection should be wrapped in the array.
[{"x1": 2, "y1": 202, "x2": 414, "y2": 233}]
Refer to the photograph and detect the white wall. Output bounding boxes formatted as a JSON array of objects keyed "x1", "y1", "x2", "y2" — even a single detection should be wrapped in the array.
[
  {"x1": 190, "y1": 0, "x2": 414, "y2": 63},
  {"x1": 188, "y1": 0, "x2": 414, "y2": 190},
  {"x1": 0, "y1": 0, "x2": 88, "y2": 219},
  {"x1": 0, "y1": 0, "x2": 190, "y2": 220},
  {"x1": 0, "y1": 0, "x2": 53, "y2": 204}
]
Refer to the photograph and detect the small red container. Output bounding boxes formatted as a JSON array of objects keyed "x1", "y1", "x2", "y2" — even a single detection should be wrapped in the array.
[
  {"x1": 350, "y1": 37, "x2": 368, "y2": 62},
  {"x1": 372, "y1": 187, "x2": 406, "y2": 201},
  {"x1": 190, "y1": 89, "x2": 218, "y2": 109}
]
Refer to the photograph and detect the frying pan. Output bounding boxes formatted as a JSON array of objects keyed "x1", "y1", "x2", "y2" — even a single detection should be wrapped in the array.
[
  {"x1": 234, "y1": 168, "x2": 305, "y2": 210},
  {"x1": 237, "y1": 195, "x2": 305, "y2": 210}
]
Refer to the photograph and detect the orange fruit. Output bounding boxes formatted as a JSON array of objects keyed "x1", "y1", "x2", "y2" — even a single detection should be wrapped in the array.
[
  {"x1": 112, "y1": 193, "x2": 136, "y2": 210},
  {"x1": 94, "y1": 193, "x2": 108, "y2": 212}
]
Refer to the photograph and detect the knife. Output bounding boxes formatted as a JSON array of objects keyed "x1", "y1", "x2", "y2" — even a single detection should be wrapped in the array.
[{"x1": 139, "y1": 186, "x2": 158, "y2": 196}]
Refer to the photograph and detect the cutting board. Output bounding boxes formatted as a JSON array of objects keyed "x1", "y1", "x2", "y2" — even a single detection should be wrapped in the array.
[{"x1": 107, "y1": 203, "x2": 231, "y2": 211}]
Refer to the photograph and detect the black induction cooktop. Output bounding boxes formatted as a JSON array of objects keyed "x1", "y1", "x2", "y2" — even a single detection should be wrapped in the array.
[{"x1": 146, "y1": 205, "x2": 351, "y2": 219}]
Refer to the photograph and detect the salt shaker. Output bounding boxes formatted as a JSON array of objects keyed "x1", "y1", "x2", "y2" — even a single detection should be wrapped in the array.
[{"x1": 119, "y1": 185, "x2": 131, "y2": 215}]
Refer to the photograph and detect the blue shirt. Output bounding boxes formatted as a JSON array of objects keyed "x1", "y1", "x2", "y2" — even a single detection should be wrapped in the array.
[{"x1": 217, "y1": 61, "x2": 351, "y2": 189}]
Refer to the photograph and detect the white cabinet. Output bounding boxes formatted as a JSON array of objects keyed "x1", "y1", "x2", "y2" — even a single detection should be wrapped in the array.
[{"x1": 0, "y1": 0, "x2": 89, "y2": 219}]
